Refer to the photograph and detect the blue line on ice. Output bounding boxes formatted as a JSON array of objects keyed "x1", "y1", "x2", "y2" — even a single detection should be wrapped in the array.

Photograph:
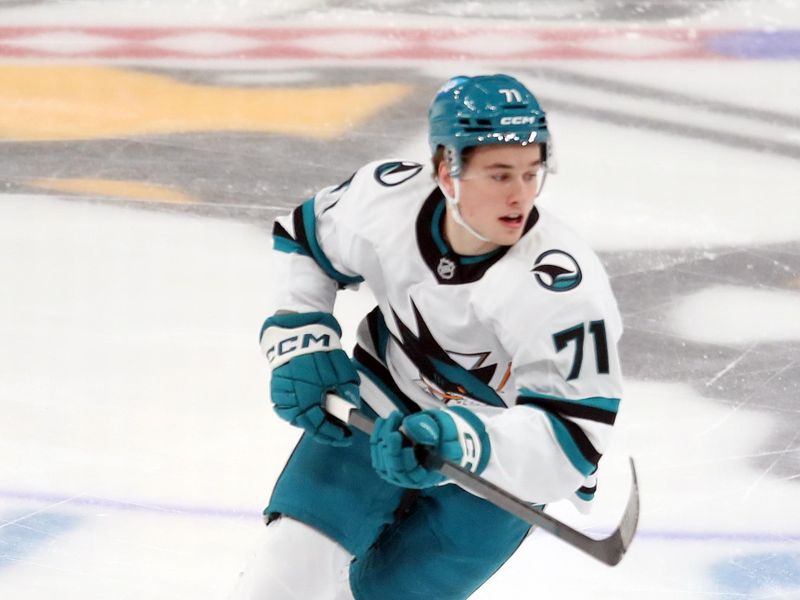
[
  {"x1": 3, "y1": 488, "x2": 799, "y2": 544},
  {"x1": 708, "y1": 30, "x2": 800, "y2": 59}
]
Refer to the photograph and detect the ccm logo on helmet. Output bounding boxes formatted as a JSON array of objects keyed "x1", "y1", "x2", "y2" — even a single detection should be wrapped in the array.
[{"x1": 500, "y1": 116, "x2": 537, "y2": 125}]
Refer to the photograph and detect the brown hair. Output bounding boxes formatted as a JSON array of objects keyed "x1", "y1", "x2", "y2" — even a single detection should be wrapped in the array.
[{"x1": 431, "y1": 146, "x2": 477, "y2": 179}]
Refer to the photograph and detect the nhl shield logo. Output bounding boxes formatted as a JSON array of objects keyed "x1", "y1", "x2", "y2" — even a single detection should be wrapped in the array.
[
  {"x1": 532, "y1": 250, "x2": 582, "y2": 292},
  {"x1": 437, "y1": 257, "x2": 456, "y2": 280}
]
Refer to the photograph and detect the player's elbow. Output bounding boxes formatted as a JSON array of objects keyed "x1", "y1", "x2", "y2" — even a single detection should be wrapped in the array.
[{"x1": 482, "y1": 451, "x2": 587, "y2": 505}]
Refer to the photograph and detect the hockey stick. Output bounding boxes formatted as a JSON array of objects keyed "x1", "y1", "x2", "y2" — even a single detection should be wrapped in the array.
[{"x1": 325, "y1": 394, "x2": 639, "y2": 566}]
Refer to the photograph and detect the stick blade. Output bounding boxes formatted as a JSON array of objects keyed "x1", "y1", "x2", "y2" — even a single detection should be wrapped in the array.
[
  {"x1": 596, "y1": 457, "x2": 640, "y2": 566},
  {"x1": 619, "y1": 458, "x2": 641, "y2": 550}
]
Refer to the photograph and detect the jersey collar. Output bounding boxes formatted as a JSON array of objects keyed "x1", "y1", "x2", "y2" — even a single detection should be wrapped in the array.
[{"x1": 416, "y1": 188, "x2": 539, "y2": 285}]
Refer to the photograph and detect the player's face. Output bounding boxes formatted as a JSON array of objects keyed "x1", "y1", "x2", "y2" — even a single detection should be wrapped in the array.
[{"x1": 441, "y1": 143, "x2": 543, "y2": 254}]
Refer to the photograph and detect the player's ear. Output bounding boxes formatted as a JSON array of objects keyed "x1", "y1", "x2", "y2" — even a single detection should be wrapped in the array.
[{"x1": 437, "y1": 160, "x2": 455, "y2": 198}]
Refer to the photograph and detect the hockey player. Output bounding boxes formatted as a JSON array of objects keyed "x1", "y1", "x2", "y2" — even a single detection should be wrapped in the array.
[{"x1": 233, "y1": 74, "x2": 624, "y2": 599}]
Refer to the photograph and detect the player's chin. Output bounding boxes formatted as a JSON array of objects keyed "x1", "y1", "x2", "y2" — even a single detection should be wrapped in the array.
[
  {"x1": 491, "y1": 227, "x2": 525, "y2": 247},
  {"x1": 494, "y1": 219, "x2": 526, "y2": 243}
]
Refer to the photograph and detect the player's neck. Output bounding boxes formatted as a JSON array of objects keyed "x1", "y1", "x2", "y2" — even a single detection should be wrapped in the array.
[{"x1": 443, "y1": 211, "x2": 499, "y2": 256}]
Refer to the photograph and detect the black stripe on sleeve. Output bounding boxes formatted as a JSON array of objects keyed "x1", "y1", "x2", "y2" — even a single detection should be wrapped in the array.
[
  {"x1": 552, "y1": 413, "x2": 602, "y2": 471},
  {"x1": 517, "y1": 396, "x2": 617, "y2": 425},
  {"x1": 273, "y1": 220, "x2": 295, "y2": 242},
  {"x1": 290, "y1": 204, "x2": 315, "y2": 256}
]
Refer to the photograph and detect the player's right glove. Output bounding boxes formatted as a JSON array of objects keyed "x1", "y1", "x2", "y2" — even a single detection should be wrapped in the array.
[
  {"x1": 370, "y1": 407, "x2": 491, "y2": 489},
  {"x1": 259, "y1": 311, "x2": 360, "y2": 446}
]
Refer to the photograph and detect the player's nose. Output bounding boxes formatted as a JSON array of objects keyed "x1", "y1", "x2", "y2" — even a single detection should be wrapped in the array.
[{"x1": 507, "y1": 177, "x2": 526, "y2": 205}]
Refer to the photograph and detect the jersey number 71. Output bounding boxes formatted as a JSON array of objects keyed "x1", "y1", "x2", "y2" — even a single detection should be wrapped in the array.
[{"x1": 553, "y1": 320, "x2": 610, "y2": 381}]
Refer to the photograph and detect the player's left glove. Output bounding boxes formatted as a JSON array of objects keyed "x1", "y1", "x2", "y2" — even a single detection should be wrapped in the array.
[{"x1": 370, "y1": 407, "x2": 491, "y2": 489}]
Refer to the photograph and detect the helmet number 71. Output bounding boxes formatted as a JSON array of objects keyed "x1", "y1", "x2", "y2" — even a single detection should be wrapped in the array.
[{"x1": 499, "y1": 88, "x2": 523, "y2": 103}]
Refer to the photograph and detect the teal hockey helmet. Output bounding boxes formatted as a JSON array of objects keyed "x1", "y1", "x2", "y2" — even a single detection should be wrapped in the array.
[{"x1": 428, "y1": 74, "x2": 551, "y2": 178}]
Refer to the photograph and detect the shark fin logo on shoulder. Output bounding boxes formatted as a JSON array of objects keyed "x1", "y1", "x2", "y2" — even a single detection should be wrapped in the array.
[
  {"x1": 374, "y1": 161, "x2": 423, "y2": 187},
  {"x1": 532, "y1": 250, "x2": 582, "y2": 292}
]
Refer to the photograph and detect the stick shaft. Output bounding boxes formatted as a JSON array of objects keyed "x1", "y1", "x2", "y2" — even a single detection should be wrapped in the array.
[{"x1": 326, "y1": 395, "x2": 639, "y2": 566}]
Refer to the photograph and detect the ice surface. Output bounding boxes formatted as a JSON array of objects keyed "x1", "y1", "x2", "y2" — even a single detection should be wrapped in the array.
[
  {"x1": 671, "y1": 286, "x2": 800, "y2": 344},
  {"x1": 1, "y1": 1, "x2": 799, "y2": 599}
]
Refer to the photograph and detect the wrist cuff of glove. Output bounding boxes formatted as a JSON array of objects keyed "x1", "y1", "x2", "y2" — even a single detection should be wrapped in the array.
[
  {"x1": 448, "y1": 406, "x2": 492, "y2": 475},
  {"x1": 260, "y1": 311, "x2": 343, "y2": 370}
]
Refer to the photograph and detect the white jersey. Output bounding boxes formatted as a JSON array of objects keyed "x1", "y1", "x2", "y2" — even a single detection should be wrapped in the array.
[{"x1": 269, "y1": 159, "x2": 624, "y2": 508}]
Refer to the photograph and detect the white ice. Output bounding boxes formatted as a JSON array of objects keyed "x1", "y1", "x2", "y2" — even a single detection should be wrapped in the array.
[{"x1": 671, "y1": 286, "x2": 800, "y2": 345}]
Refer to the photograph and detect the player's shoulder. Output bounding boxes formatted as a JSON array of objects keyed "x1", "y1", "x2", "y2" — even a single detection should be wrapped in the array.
[
  {"x1": 478, "y1": 207, "x2": 615, "y2": 319},
  {"x1": 347, "y1": 157, "x2": 434, "y2": 198},
  {"x1": 519, "y1": 207, "x2": 607, "y2": 284},
  {"x1": 495, "y1": 208, "x2": 606, "y2": 282},
  {"x1": 314, "y1": 157, "x2": 434, "y2": 220}
]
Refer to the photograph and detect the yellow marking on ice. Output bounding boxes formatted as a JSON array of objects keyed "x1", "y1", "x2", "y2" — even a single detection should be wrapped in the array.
[
  {"x1": 31, "y1": 178, "x2": 196, "y2": 204},
  {"x1": 0, "y1": 65, "x2": 411, "y2": 141}
]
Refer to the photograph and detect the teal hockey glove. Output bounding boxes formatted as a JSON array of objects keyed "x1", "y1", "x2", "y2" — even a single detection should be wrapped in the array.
[
  {"x1": 260, "y1": 312, "x2": 360, "y2": 446},
  {"x1": 370, "y1": 407, "x2": 491, "y2": 489}
]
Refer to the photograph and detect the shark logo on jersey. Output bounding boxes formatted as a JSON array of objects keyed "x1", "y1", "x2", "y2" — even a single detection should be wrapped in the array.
[
  {"x1": 374, "y1": 161, "x2": 423, "y2": 187},
  {"x1": 532, "y1": 250, "x2": 582, "y2": 292},
  {"x1": 418, "y1": 350, "x2": 503, "y2": 404},
  {"x1": 390, "y1": 299, "x2": 505, "y2": 407}
]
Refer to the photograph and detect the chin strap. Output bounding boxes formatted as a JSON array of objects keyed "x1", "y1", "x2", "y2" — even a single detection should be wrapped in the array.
[{"x1": 438, "y1": 177, "x2": 493, "y2": 244}]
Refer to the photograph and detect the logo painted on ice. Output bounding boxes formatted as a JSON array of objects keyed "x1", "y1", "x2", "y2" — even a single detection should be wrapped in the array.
[
  {"x1": 374, "y1": 161, "x2": 423, "y2": 187},
  {"x1": 532, "y1": 250, "x2": 582, "y2": 292},
  {"x1": 437, "y1": 257, "x2": 456, "y2": 280}
]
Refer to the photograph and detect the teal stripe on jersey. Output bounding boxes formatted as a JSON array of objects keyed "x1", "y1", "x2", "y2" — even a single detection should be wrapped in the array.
[
  {"x1": 458, "y1": 249, "x2": 501, "y2": 265},
  {"x1": 430, "y1": 200, "x2": 448, "y2": 255},
  {"x1": 544, "y1": 413, "x2": 598, "y2": 477},
  {"x1": 273, "y1": 235, "x2": 309, "y2": 256},
  {"x1": 519, "y1": 389, "x2": 620, "y2": 414},
  {"x1": 367, "y1": 307, "x2": 390, "y2": 363},
  {"x1": 430, "y1": 198, "x2": 501, "y2": 266},
  {"x1": 300, "y1": 199, "x2": 364, "y2": 286}
]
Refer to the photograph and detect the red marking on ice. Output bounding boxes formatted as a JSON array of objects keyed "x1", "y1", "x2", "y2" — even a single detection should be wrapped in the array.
[{"x1": 0, "y1": 26, "x2": 739, "y2": 61}]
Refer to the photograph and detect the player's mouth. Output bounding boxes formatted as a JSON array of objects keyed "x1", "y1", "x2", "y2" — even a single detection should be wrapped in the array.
[{"x1": 499, "y1": 213, "x2": 524, "y2": 228}]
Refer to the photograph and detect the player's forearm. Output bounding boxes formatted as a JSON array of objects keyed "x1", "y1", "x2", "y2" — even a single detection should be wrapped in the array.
[{"x1": 469, "y1": 404, "x2": 607, "y2": 504}]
